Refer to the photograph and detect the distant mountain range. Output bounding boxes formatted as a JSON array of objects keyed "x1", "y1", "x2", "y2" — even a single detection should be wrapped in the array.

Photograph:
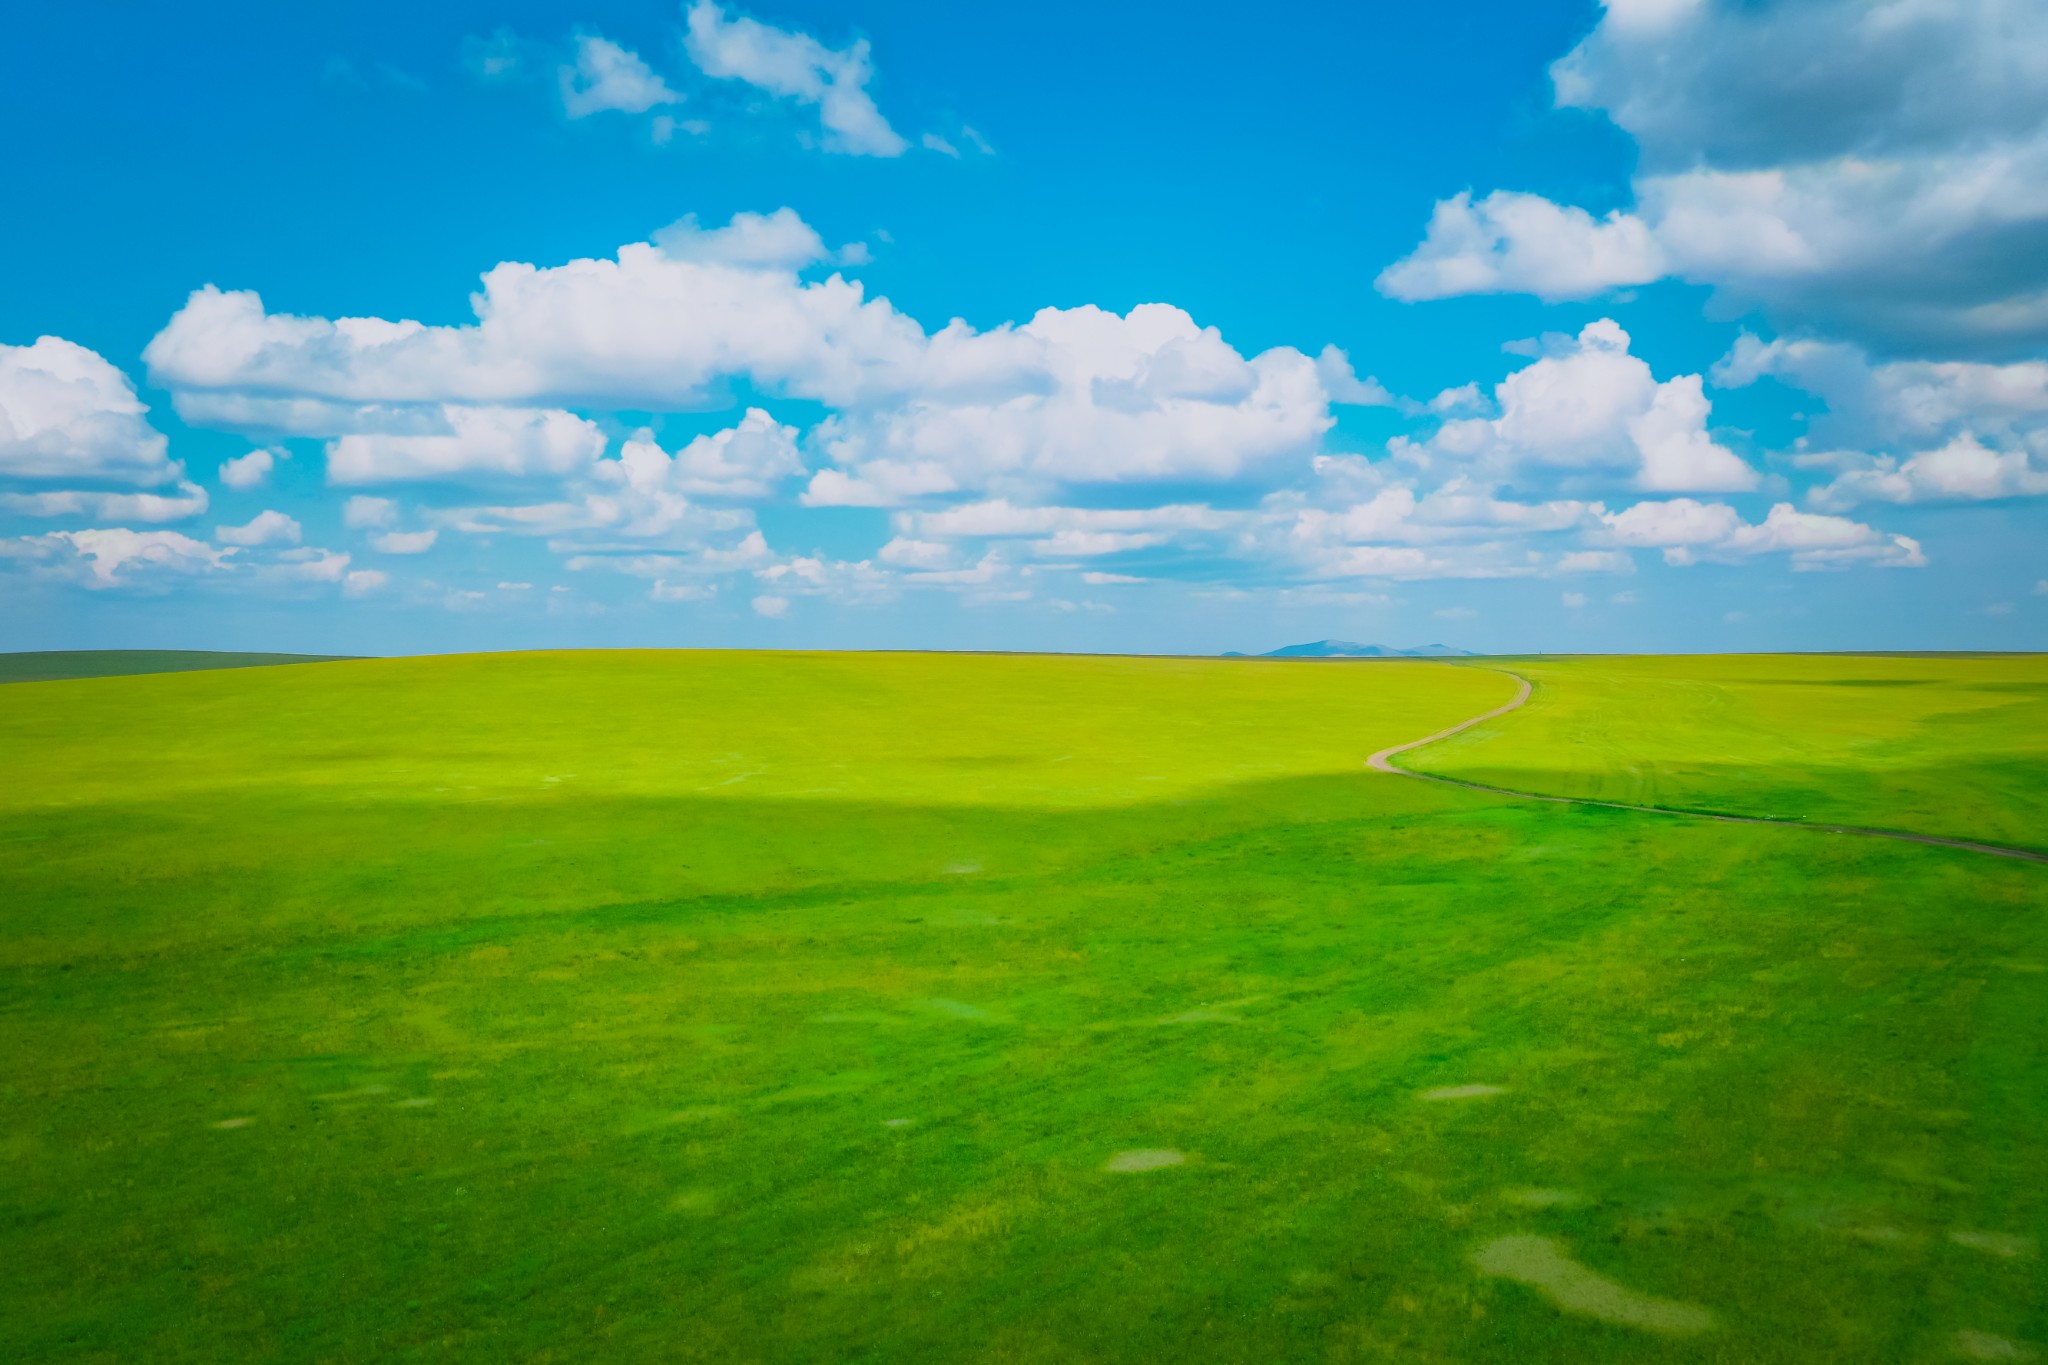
[{"x1": 1223, "y1": 640, "x2": 1479, "y2": 659}]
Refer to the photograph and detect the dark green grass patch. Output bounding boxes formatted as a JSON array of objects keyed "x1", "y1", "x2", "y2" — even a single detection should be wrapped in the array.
[{"x1": 0, "y1": 650, "x2": 356, "y2": 684}]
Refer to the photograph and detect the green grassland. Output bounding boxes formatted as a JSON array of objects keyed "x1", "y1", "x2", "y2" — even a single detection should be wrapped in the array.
[
  {"x1": 1, "y1": 651, "x2": 2043, "y2": 1362},
  {"x1": 1409, "y1": 653, "x2": 2048, "y2": 850},
  {"x1": 0, "y1": 650, "x2": 355, "y2": 684}
]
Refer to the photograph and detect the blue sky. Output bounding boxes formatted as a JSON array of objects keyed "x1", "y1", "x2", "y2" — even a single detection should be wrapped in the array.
[{"x1": 3, "y1": 0, "x2": 2044, "y2": 655}]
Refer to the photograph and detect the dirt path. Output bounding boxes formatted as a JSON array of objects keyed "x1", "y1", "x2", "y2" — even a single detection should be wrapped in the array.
[{"x1": 1371, "y1": 667, "x2": 2048, "y2": 866}]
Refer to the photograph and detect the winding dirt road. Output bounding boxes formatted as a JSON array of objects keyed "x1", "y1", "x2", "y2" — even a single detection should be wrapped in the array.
[{"x1": 1370, "y1": 667, "x2": 2048, "y2": 866}]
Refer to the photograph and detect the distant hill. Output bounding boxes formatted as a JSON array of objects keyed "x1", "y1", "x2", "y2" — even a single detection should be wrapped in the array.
[
  {"x1": 1224, "y1": 640, "x2": 1479, "y2": 659},
  {"x1": 0, "y1": 650, "x2": 357, "y2": 684}
]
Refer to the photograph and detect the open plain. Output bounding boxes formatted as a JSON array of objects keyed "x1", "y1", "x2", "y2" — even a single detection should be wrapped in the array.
[{"x1": 2, "y1": 650, "x2": 2044, "y2": 1362}]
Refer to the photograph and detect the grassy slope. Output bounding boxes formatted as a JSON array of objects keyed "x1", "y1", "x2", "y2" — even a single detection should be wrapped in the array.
[
  {"x1": 0, "y1": 650, "x2": 355, "y2": 684},
  {"x1": 2, "y1": 652, "x2": 2043, "y2": 1363},
  {"x1": 1408, "y1": 653, "x2": 2048, "y2": 850}
]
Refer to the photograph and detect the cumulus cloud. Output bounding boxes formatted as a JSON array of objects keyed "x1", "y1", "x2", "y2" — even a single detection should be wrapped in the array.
[
  {"x1": 147, "y1": 215, "x2": 1331, "y2": 503},
  {"x1": 370, "y1": 529, "x2": 438, "y2": 554},
  {"x1": 1, "y1": 337, "x2": 179, "y2": 484},
  {"x1": 5, "y1": 528, "x2": 232, "y2": 589},
  {"x1": 218, "y1": 447, "x2": 276, "y2": 489},
  {"x1": 1249, "y1": 463, "x2": 1596, "y2": 581},
  {"x1": 342, "y1": 494, "x2": 397, "y2": 528},
  {"x1": 1598, "y1": 497, "x2": 1925, "y2": 569},
  {"x1": 603, "y1": 408, "x2": 803, "y2": 503},
  {"x1": 343, "y1": 568, "x2": 389, "y2": 596},
  {"x1": 1380, "y1": 0, "x2": 2048, "y2": 352},
  {"x1": 1716, "y1": 334, "x2": 2048, "y2": 449},
  {"x1": 327, "y1": 407, "x2": 606, "y2": 484},
  {"x1": 1714, "y1": 332, "x2": 2048, "y2": 507},
  {"x1": 1315, "y1": 345, "x2": 1405, "y2": 408},
  {"x1": 651, "y1": 207, "x2": 829, "y2": 269},
  {"x1": 215, "y1": 509, "x2": 302, "y2": 547},
  {"x1": 558, "y1": 34, "x2": 681, "y2": 118},
  {"x1": 145, "y1": 231, "x2": 937, "y2": 412},
  {"x1": 1807, "y1": 434, "x2": 2048, "y2": 511},
  {"x1": 895, "y1": 499, "x2": 1231, "y2": 558},
  {"x1": 1376, "y1": 191, "x2": 1665, "y2": 302},
  {"x1": 120, "y1": 209, "x2": 1939, "y2": 605},
  {"x1": 1392, "y1": 320, "x2": 1757, "y2": 492},
  {"x1": 876, "y1": 536, "x2": 953, "y2": 568},
  {"x1": 266, "y1": 547, "x2": 353, "y2": 584},
  {"x1": 683, "y1": 1, "x2": 907, "y2": 156},
  {"x1": 803, "y1": 304, "x2": 1330, "y2": 502},
  {"x1": 0, "y1": 482, "x2": 208, "y2": 522}
]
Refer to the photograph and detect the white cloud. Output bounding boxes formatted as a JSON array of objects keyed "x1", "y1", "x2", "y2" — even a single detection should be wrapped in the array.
[
  {"x1": 683, "y1": 1, "x2": 907, "y2": 156},
  {"x1": 751, "y1": 593, "x2": 789, "y2": 617},
  {"x1": 896, "y1": 499, "x2": 1231, "y2": 559},
  {"x1": 876, "y1": 536, "x2": 952, "y2": 568},
  {"x1": 370, "y1": 529, "x2": 438, "y2": 554},
  {"x1": 122, "y1": 209, "x2": 1946, "y2": 605},
  {"x1": 1718, "y1": 504, "x2": 1926, "y2": 568},
  {"x1": 268, "y1": 547, "x2": 352, "y2": 583},
  {"x1": 147, "y1": 216, "x2": 1332, "y2": 502},
  {"x1": 1808, "y1": 434, "x2": 2048, "y2": 511},
  {"x1": 559, "y1": 34, "x2": 680, "y2": 118},
  {"x1": 1081, "y1": 571, "x2": 1146, "y2": 584},
  {"x1": 435, "y1": 500, "x2": 608, "y2": 536},
  {"x1": 804, "y1": 304, "x2": 1331, "y2": 502},
  {"x1": 342, "y1": 568, "x2": 388, "y2": 596},
  {"x1": 1598, "y1": 497, "x2": 1742, "y2": 546},
  {"x1": 1315, "y1": 345, "x2": 1404, "y2": 408},
  {"x1": 1562, "y1": 591, "x2": 1588, "y2": 608},
  {"x1": 1377, "y1": 191, "x2": 1665, "y2": 302},
  {"x1": 327, "y1": 407, "x2": 606, "y2": 484},
  {"x1": 1716, "y1": 335, "x2": 2048, "y2": 449},
  {"x1": 1393, "y1": 320, "x2": 1756, "y2": 492},
  {"x1": 0, "y1": 337, "x2": 179, "y2": 484},
  {"x1": 218, "y1": 447, "x2": 275, "y2": 489},
  {"x1": 342, "y1": 495, "x2": 397, "y2": 528},
  {"x1": 800, "y1": 462, "x2": 958, "y2": 507},
  {"x1": 415, "y1": 414, "x2": 779, "y2": 548},
  {"x1": 216, "y1": 509, "x2": 302, "y2": 547},
  {"x1": 1557, "y1": 549, "x2": 1634, "y2": 574},
  {"x1": 1713, "y1": 333, "x2": 2048, "y2": 507},
  {"x1": 6, "y1": 528, "x2": 232, "y2": 589},
  {"x1": 602, "y1": 408, "x2": 803, "y2": 505},
  {"x1": 753, "y1": 552, "x2": 893, "y2": 603},
  {"x1": 651, "y1": 208, "x2": 828, "y2": 269},
  {"x1": 147, "y1": 234, "x2": 931, "y2": 412},
  {"x1": 1381, "y1": 0, "x2": 2048, "y2": 350},
  {"x1": 1428, "y1": 383, "x2": 1488, "y2": 416},
  {"x1": 0, "y1": 482, "x2": 208, "y2": 522},
  {"x1": 462, "y1": 28, "x2": 525, "y2": 81},
  {"x1": 901, "y1": 551, "x2": 1002, "y2": 587},
  {"x1": 1598, "y1": 497, "x2": 1926, "y2": 569}
]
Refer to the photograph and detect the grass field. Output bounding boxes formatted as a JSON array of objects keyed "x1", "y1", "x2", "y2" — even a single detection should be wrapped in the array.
[
  {"x1": 1409, "y1": 654, "x2": 2048, "y2": 851},
  {"x1": 0, "y1": 650, "x2": 356, "y2": 684},
  {"x1": 2, "y1": 651, "x2": 2044, "y2": 1362}
]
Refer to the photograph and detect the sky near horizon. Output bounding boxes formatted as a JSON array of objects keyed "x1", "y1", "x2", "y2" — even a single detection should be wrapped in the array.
[{"x1": 3, "y1": 0, "x2": 2045, "y2": 656}]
